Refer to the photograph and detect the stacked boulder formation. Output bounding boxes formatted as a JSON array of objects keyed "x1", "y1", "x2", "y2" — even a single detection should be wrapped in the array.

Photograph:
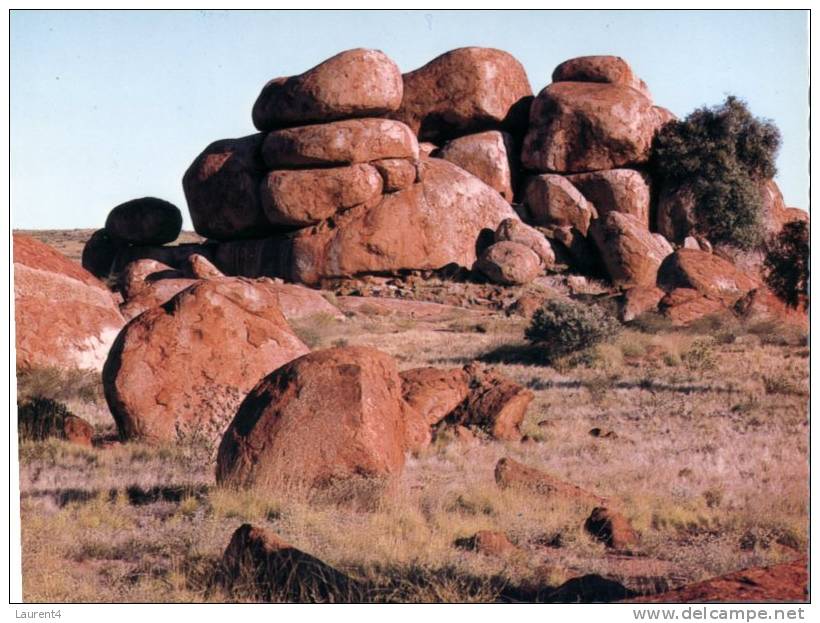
[
  {"x1": 182, "y1": 48, "x2": 524, "y2": 286},
  {"x1": 76, "y1": 47, "x2": 806, "y2": 330}
]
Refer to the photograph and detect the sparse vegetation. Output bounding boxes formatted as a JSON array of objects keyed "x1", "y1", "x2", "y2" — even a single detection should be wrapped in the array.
[
  {"x1": 652, "y1": 96, "x2": 781, "y2": 249},
  {"x1": 764, "y1": 220, "x2": 809, "y2": 309},
  {"x1": 525, "y1": 299, "x2": 620, "y2": 363}
]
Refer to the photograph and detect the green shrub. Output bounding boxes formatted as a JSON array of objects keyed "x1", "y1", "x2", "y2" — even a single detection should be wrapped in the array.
[
  {"x1": 764, "y1": 220, "x2": 809, "y2": 309},
  {"x1": 652, "y1": 96, "x2": 780, "y2": 249},
  {"x1": 525, "y1": 299, "x2": 620, "y2": 362}
]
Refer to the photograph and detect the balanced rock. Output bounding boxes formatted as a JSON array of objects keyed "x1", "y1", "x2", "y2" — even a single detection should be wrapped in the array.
[
  {"x1": 476, "y1": 241, "x2": 542, "y2": 285},
  {"x1": 391, "y1": 47, "x2": 533, "y2": 142},
  {"x1": 14, "y1": 234, "x2": 124, "y2": 371},
  {"x1": 260, "y1": 164, "x2": 383, "y2": 228},
  {"x1": 105, "y1": 197, "x2": 182, "y2": 245},
  {"x1": 81, "y1": 229, "x2": 127, "y2": 279},
  {"x1": 436, "y1": 130, "x2": 516, "y2": 201},
  {"x1": 552, "y1": 55, "x2": 650, "y2": 96},
  {"x1": 590, "y1": 212, "x2": 673, "y2": 287},
  {"x1": 252, "y1": 48, "x2": 403, "y2": 131},
  {"x1": 522, "y1": 82, "x2": 664, "y2": 173},
  {"x1": 524, "y1": 174, "x2": 597, "y2": 235},
  {"x1": 216, "y1": 347, "x2": 407, "y2": 490},
  {"x1": 103, "y1": 279, "x2": 309, "y2": 443},
  {"x1": 262, "y1": 118, "x2": 418, "y2": 168},
  {"x1": 495, "y1": 218, "x2": 555, "y2": 269},
  {"x1": 183, "y1": 134, "x2": 270, "y2": 240},
  {"x1": 285, "y1": 158, "x2": 518, "y2": 284},
  {"x1": 566, "y1": 169, "x2": 651, "y2": 227},
  {"x1": 222, "y1": 524, "x2": 366, "y2": 602},
  {"x1": 657, "y1": 248, "x2": 759, "y2": 306}
]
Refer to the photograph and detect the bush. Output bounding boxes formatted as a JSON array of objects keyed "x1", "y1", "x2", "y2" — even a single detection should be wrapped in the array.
[
  {"x1": 652, "y1": 96, "x2": 781, "y2": 249},
  {"x1": 525, "y1": 299, "x2": 620, "y2": 362},
  {"x1": 764, "y1": 220, "x2": 809, "y2": 309},
  {"x1": 18, "y1": 398, "x2": 75, "y2": 442}
]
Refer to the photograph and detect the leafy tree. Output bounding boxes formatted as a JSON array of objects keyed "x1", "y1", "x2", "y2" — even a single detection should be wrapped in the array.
[
  {"x1": 652, "y1": 96, "x2": 781, "y2": 249},
  {"x1": 764, "y1": 220, "x2": 809, "y2": 309}
]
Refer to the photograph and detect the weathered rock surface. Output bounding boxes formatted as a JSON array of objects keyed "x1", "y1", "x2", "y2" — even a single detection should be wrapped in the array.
[
  {"x1": 566, "y1": 169, "x2": 651, "y2": 227},
  {"x1": 285, "y1": 159, "x2": 519, "y2": 284},
  {"x1": 476, "y1": 241, "x2": 542, "y2": 285},
  {"x1": 659, "y1": 288, "x2": 726, "y2": 326},
  {"x1": 657, "y1": 248, "x2": 759, "y2": 306},
  {"x1": 552, "y1": 55, "x2": 650, "y2": 97},
  {"x1": 183, "y1": 134, "x2": 270, "y2": 240},
  {"x1": 260, "y1": 164, "x2": 384, "y2": 227},
  {"x1": 632, "y1": 558, "x2": 807, "y2": 603},
  {"x1": 620, "y1": 285, "x2": 665, "y2": 322},
  {"x1": 584, "y1": 507, "x2": 639, "y2": 550},
  {"x1": 400, "y1": 367, "x2": 470, "y2": 427},
  {"x1": 371, "y1": 158, "x2": 418, "y2": 192},
  {"x1": 450, "y1": 365, "x2": 533, "y2": 441},
  {"x1": 436, "y1": 130, "x2": 516, "y2": 201},
  {"x1": 524, "y1": 174, "x2": 597, "y2": 234},
  {"x1": 590, "y1": 212, "x2": 673, "y2": 287},
  {"x1": 733, "y1": 287, "x2": 808, "y2": 326},
  {"x1": 186, "y1": 253, "x2": 225, "y2": 279},
  {"x1": 216, "y1": 347, "x2": 407, "y2": 490},
  {"x1": 495, "y1": 218, "x2": 555, "y2": 269},
  {"x1": 105, "y1": 197, "x2": 182, "y2": 245},
  {"x1": 119, "y1": 277, "x2": 198, "y2": 320},
  {"x1": 391, "y1": 47, "x2": 533, "y2": 142},
  {"x1": 103, "y1": 279, "x2": 309, "y2": 443},
  {"x1": 222, "y1": 524, "x2": 366, "y2": 602},
  {"x1": 262, "y1": 118, "x2": 419, "y2": 168},
  {"x1": 118, "y1": 259, "x2": 181, "y2": 301},
  {"x1": 522, "y1": 82, "x2": 664, "y2": 173},
  {"x1": 14, "y1": 234, "x2": 125, "y2": 371},
  {"x1": 251, "y1": 49, "x2": 403, "y2": 131},
  {"x1": 495, "y1": 458, "x2": 606, "y2": 508}
]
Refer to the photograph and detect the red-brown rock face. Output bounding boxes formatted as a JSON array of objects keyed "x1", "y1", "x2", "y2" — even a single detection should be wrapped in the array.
[
  {"x1": 103, "y1": 279, "x2": 309, "y2": 444},
  {"x1": 522, "y1": 82, "x2": 665, "y2": 173},
  {"x1": 260, "y1": 164, "x2": 384, "y2": 227},
  {"x1": 216, "y1": 347, "x2": 407, "y2": 491},
  {"x1": 524, "y1": 174, "x2": 597, "y2": 234},
  {"x1": 566, "y1": 169, "x2": 651, "y2": 227},
  {"x1": 659, "y1": 288, "x2": 727, "y2": 326},
  {"x1": 657, "y1": 248, "x2": 760, "y2": 306},
  {"x1": 252, "y1": 48, "x2": 403, "y2": 131},
  {"x1": 436, "y1": 130, "x2": 516, "y2": 201},
  {"x1": 14, "y1": 234, "x2": 125, "y2": 371},
  {"x1": 400, "y1": 367, "x2": 471, "y2": 427},
  {"x1": 476, "y1": 241, "x2": 542, "y2": 285},
  {"x1": 183, "y1": 134, "x2": 270, "y2": 240},
  {"x1": 552, "y1": 55, "x2": 650, "y2": 97},
  {"x1": 590, "y1": 212, "x2": 673, "y2": 287},
  {"x1": 261, "y1": 118, "x2": 419, "y2": 168},
  {"x1": 619, "y1": 285, "x2": 665, "y2": 322},
  {"x1": 286, "y1": 158, "x2": 519, "y2": 285},
  {"x1": 390, "y1": 47, "x2": 533, "y2": 143}
]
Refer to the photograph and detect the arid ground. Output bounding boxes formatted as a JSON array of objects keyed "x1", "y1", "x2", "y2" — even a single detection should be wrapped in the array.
[{"x1": 16, "y1": 229, "x2": 808, "y2": 603}]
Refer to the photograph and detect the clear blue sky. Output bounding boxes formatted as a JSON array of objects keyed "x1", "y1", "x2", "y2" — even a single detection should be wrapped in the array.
[{"x1": 10, "y1": 9, "x2": 809, "y2": 230}]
